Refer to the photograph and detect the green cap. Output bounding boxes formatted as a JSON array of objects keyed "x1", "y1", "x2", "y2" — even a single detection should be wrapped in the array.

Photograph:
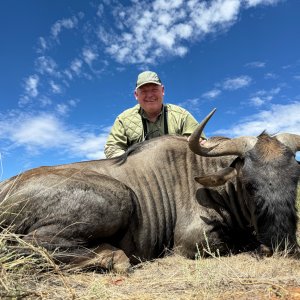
[{"x1": 135, "y1": 71, "x2": 162, "y2": 90}]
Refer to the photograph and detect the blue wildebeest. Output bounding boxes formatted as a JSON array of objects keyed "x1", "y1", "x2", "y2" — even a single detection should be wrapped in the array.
[{"x1": 0, "y1": 109, "x2": 299, "y2": 272}]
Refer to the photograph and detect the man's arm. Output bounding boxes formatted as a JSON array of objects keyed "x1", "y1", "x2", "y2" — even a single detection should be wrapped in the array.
[{"x1": 104, "y1": 118, "x2": 128, "y2": 158}]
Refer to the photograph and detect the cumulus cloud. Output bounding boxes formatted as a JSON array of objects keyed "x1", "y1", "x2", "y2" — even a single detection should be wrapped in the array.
[
  {"x1": 0, "y1": 112, "x2": 108, "y2": 159},
  {"x1": 37, "y1": 37, "x2": 47, "y2": 52},
  {"x1": 177, "y1": 98, "x2": 205, "y2": 116},
  {"x1": 223, "y1": 75, "x2": 252, "y2": 90},
  {"x1": 202, "y1": 75, "x2": 252, "y2": 100},
  {"x1": 51, "y1": 17, "x2": 79, "y2": 40},
  {"x1": 249, "y1": 87, "x2": 281, "y2": 107},
  {"x1": 35, "y1": 56, "x2": 60, "y2": 77},
  {"x1": 101, "y1": 0, "x2": 241, "y2": 64},
  {"x1": 55, "y1": 99, "x2": 79, "y2": 116},
  {"x1": 56, "y1": 103, "x2": 69, "y2": 115},
  {"x1": 70, "y1": 59, "x2": 83, "y2": 76},
  {"x1": 214, "y1": 102, "x2": 300, "y2": 137},
  {"x1": 49, "y1": 81, "x2": 62, "y2": 94},
  {"x1": 96, "y1": 0, "x2": 279, "y2": 64},
  {"x1": 24, "y1": 75, "x2": 39, "y2": 98},
  {"x1": 83, "y1": 48, "x2": 98, "y2": 66},
  {"x1": 202, "y1": 89, "x2": 221, "y2": 99}
]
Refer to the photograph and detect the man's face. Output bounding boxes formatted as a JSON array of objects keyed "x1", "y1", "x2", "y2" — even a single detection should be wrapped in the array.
[{"x1": 134, "y1": 83, "x2": 164, "y2": 115}]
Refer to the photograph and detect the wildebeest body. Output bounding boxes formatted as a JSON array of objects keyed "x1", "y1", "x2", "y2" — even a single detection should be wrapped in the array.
[
  {"x1": 0, "y1": 138, "x2": 236, "y2": 261},
  {"x1": 0, "y1": 111, "x2": 299, "y2": 272}
]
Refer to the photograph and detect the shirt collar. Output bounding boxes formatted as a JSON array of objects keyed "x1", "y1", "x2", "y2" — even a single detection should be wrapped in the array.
[{"x1": 139, "y1": 104, "x2": 164, "y2": 120}]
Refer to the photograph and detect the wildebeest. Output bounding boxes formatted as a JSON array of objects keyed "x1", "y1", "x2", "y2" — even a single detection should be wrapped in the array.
[{"x1": 0, "y1": 109, "x2": 299, "y2": 272}]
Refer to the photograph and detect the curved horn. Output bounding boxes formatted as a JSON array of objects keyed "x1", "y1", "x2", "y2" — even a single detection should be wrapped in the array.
[
  {"x1": 188, "y1": 109, "x2": 257, "y2": 157},
  {"x1": 275, "y1": 133, "x2": 300, "y2": 154}
]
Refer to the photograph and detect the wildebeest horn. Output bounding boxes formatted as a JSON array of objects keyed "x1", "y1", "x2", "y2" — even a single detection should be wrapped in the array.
[
  {"x1": 188, "y1": 109, "x2": 257, "y2": 157},
  {"x1": 275, "y1": 133, "x2": 300, "y2": 154}
]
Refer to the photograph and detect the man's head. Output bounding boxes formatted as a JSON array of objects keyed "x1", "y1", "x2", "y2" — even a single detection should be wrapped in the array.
[{"x1": 134, "y1": 71, "x2": 165, "y2": 117}]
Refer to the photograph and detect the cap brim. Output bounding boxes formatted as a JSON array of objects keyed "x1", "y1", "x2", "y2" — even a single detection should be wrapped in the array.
[{"x1": 136, "y1": 81, "x2": 162, "y2": 90}]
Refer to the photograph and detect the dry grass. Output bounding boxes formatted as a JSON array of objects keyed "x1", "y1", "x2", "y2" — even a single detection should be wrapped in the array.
[
  {"x1": 2, "y1": 248, "x2": 300, "y2": 300},
  {"x1": 0, "y1": 184, "x2": 300, "y2": 300}
]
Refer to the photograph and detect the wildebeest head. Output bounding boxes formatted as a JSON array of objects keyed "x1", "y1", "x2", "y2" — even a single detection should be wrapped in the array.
[{"x1": 189, "y1": 109, "x2": 300, "y2": 255}]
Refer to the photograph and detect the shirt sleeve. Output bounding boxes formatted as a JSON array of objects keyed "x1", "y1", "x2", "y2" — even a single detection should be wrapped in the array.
[
  {"x1": 182, "y1": 112, "x2": 207, "y2": 139},
  {"x1": 104, "y1": 117, "x2": 128, "y2": 158}
]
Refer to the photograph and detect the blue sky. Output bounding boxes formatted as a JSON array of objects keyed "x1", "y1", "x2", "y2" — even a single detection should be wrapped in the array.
[{"x1": 0, "y1": 0, "x2": 299, "y2": 180}]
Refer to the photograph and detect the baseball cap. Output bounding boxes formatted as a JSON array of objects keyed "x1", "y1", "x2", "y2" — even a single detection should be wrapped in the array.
[{"x1": 135, "y1": 71, "x2": 162, "y2": 90}]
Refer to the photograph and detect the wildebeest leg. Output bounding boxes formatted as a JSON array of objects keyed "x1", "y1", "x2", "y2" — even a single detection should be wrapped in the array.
[
  {"x1": 65, "y1": 243, "x2": 131, "y2": 273},
  {"x1": 22, "y1": 231, "x2": 131, "y2": 273}
]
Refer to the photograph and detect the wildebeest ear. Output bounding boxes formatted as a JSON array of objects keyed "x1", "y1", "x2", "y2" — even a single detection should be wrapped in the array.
[{"x1": 194, "y1": 167, "x2": 237, "y2": 187}]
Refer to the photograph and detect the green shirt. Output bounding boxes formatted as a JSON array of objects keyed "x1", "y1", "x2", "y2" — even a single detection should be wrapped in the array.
[{"x1": 104, "y1": 103, "x2": 204, "y2": 158}]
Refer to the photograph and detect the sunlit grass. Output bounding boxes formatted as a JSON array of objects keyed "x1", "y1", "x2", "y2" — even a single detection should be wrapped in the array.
[{"x1": 0, "y1": 228, "x2": 76, "y2": 299}]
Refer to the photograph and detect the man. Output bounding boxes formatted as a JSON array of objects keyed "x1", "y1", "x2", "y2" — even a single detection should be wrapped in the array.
[{"x1": 104, "y1": 71, "x2": 205, "y2": 158}]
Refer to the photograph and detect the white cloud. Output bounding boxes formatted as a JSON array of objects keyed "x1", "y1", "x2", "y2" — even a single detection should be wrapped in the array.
[
  {"x1": 38, "y1": 37, "x2": 47, "y2": 52},
  {"x1": 202, "y1": 89, "x2": 221, "y2": 99},
  {"x1": 68, "y1": 99, "x2": 79, "y2": 107},
  {"x1": 96, "y1": 4, "x2": 104, "y2": 17},
  {"x1": 214, "y1": 102, "x2": 300, "y2": 137},
  {"x1": 249, "y1": 87, "x2": 281, "y2": 107},
  {"x1": 49, "y1": 81, "x2": 62, "y2": 94},
  {"x1": 0, "y1": 112, "x2": 109, "y2": 159},
  {"x1": 83, "y1": 48, "x2": 98, "y2": 66},
  {"x1": 177, "y1": 98, "x2": 204, "y2": 116},
  {"x1": 223, "y1": 75, "x2": 252, "y2": 90},
  {"x1": 244, "y1": 0, "x2": 281, "y2": 8},
  {"x1": 74, "y1": 135, "x2": 108, "y2": 159},
  {"x1": 39, "y1": 96, "x2": 52, "y2": 107},
  {"x1": 249, "y1": 96, "x2": 265, "y2": 107},
  {"x1": 70, "y1": 59, "x2": 83, "y2": 76},
  {"x1": 24, "y1": 75, "x2": 39, "y2": 98},
  {"x1": 153, "y1": 0, "x2": 184, "y2": 10},
  {"x1": 245, "y1": 61, "x2": 266, "y2": 68},
  {"x1": 294, "y1": 75, "x2": 300, "y2": 81},
  {"x1": 35, "y1": 56, "x2": 60, "y2": 77},
  {"x1": 98, "y1": 0, "x2": 280, "y2": 64},
  {"x1": 56, "y1": 104, "x2": 69, "y2": 115},
  {"x1": 12, "y1": 115, "x2": 66, "y2": 147},
  {"x1": 51, "y1": 17, "x2": 78, "y2": 40},
  {"x1": 264, "y1": 72, "x2": 278, "y2": 79},
  {"x1": 55, "y1": 99, "x2": 79, "y2": 116}
]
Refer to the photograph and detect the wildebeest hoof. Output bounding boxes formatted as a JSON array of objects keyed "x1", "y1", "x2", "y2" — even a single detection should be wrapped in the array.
[
  {"x1": 113, "y1": 261, "x2": 132, "y2": 275},
  {"x1": 106, "y1": 248, "x2": 132, "y2": 274}
]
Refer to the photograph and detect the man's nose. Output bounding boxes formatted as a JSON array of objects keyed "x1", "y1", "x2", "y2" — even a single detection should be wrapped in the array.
[{"x1": 145, "y1": 90, "x2": 154, "y2": 97}]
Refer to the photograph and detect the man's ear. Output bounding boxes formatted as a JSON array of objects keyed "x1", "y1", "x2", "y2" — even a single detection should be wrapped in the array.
[{"x1": 134, "y1": 89, "x2": 138, "y2": 100}]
